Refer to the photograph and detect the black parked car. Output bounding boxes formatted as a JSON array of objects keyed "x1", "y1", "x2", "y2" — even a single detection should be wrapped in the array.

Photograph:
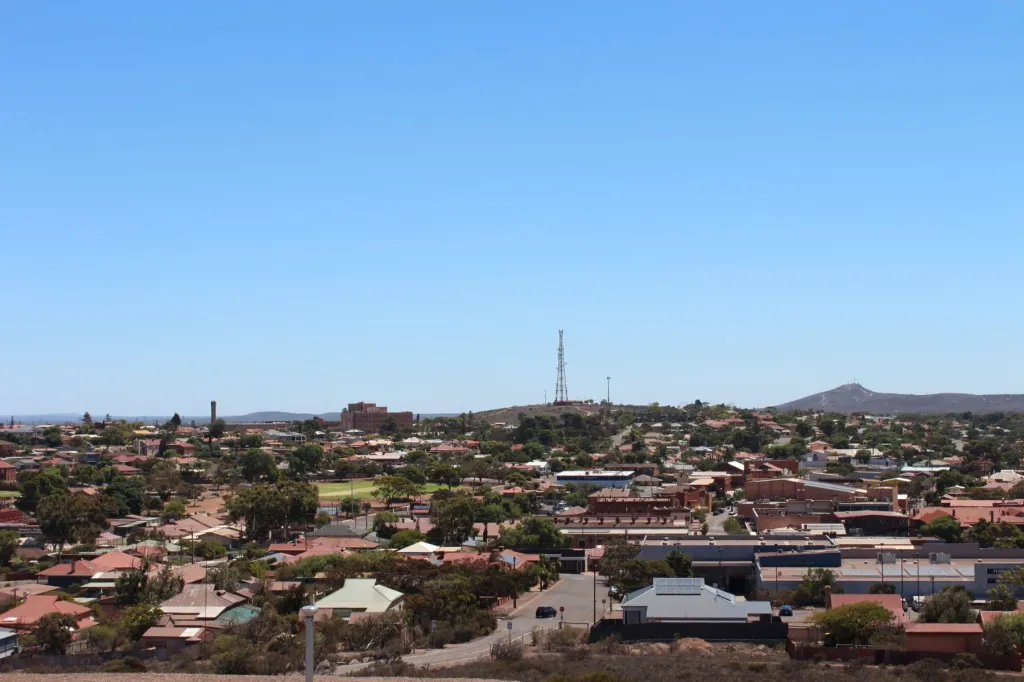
[{"x1": 535, "y1": 606, "x2": 557, "y2": 618}]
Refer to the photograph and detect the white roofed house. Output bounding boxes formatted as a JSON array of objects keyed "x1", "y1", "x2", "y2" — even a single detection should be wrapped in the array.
[
  {"x1": 314, "y1": 579, "x2": 404, "y2": 621},
  {"x1": 620, "y1": 577, "x2": 772, "y2": 625},
  {"x1": 396, "y1": 541, "x2": 440, "y2": 557}
]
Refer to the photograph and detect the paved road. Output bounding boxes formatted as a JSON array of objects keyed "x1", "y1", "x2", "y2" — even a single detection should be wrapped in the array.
[
  {"x1": 610, "y1": 425, "x2": 633, "y2": 449},
  {"x1": 340, "y1": 573, "x2": 605, "y2": 671}
]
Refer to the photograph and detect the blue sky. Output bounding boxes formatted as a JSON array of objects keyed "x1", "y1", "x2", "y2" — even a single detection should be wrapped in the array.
[{"x1": 3, "y1": 2, "x2": 1023, "y2": 416}]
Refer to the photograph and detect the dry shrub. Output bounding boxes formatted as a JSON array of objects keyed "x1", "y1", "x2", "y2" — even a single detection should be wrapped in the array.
[
  {"x1": 494, "y1": 641, "x2": 525, "y2": 661},
  {"x1": 543, "y1": 626, "x2": 588, "y2": 652}
]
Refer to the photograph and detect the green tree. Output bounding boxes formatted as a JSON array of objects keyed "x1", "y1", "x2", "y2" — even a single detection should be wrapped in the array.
[
  {"x1": 723, "y1": 517, "x2": 745, "y2": 534},
  {"x1": 38, "y1": 491, "x2": 110, "y2": 552},
  {"x1": 170, "y1": 412, "x2": 182, "y2": 429},
  {"x1": 987, "y1": 566, "x2": 1024, "y2": 611},
  {"x1": 161, "y1": 497, "x2": 187, "y2": 522},
  {"x1": 374, "y1": 475, "x2": 422, "y2": 507},
  {"x1": 82, "y1": 412, "x2": 93, "y2": 429},
  {"x1": 665, "y1": 550, "x2": 694, "y2": 577},
  {"x1": 208, "y1": 419, "x2": 227, "y2": 440},
  {"x1": 16, "y1": 466, "x2": 67, "y2": 513},
  {"x1": 388, "y1": 529, "x2": 426, "y2": 549},
  {"x1": 920, "y1": 515, "x2": 963, "y2": 543},
  {"x1": 240, "y1": 433, "x2": 264, "y2": 449},
  {"x1": 813, "y1": 602, "x2": 895, "y2": 645},
  {"x1": 117, "y1": 603, "x2": 162, "y2": 642},
  {"x1": 98, "y1": 423, "x2": 133, "y2": 446},
  {"x1": 42, "y1": 426, "x2": 63, "y2": 448},
  {"x1": 287, "y1": 444, "x2": 326, "y2": 479},
  {"x1": 0, "y1": 529, "x2": 20, "y2": 566},
  {"x1": 609, "y1": 559, "x2": 675, "y2": 597},
  {"x1": 984, "y1": 613, "x2": 1024, "y2": 655},
  {"x1": 147, "y1": 460, "x2": 181, "y2": 500},
  {"x1": 83, "y1": 624, "x2": 118, "y2": 653},
  {"x1": 431, "y1": 495, "x2": 478, "y2": 545},
  {"x1": 33, "y1": 612, "x2": 78, "y2": 653},
  {"x1": 920, "y1": 587, "x2": 976, "y2": 623},
  {"x1": 226, "y1": 480, "x2": 318, "y2": 542},
  {"x1": 372, "y1": 510, "x2": 400, "y2": 539},
  {"x1": 497, "y1": 516, "x2": 567, "y2": 549},
  {"x1": 792, "y1": 568, "x2": 841, "y2": 607},
  {"x1": 104, "y1": 476, "x2": 146, "y2": 515},
  {"x1": 240, "y1": 448, "x2": 279, "y2": 482},
  {"x1": 427, "y1": 462, "x2": 462, "y2": 489}
]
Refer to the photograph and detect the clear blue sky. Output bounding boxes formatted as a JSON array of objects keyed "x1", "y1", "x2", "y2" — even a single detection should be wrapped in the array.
[{"x1": 3, "y1": 3, "x2": 1023, "y2": 417}]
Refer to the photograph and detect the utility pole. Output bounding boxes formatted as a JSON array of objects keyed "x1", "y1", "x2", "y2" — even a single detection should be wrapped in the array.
[
  {"x1": 301, "y1": 605, "x2": 318, "y2": 682},
  {"x1": 607, "y1": 377, "x2": 611, "y2": 405}
]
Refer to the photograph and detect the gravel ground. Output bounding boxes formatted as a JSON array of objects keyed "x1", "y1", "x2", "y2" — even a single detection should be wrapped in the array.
[{"x1": 6, "y1": 671, "x2": 501, "y2": 675}]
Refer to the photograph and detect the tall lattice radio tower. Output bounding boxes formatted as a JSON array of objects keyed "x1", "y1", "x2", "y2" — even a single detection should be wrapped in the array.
[{"x1": 554, "y1": 330, "x2": 569, "y2": 404}]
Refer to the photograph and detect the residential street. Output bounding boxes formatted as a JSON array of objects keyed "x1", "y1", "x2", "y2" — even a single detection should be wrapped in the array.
[{"x1": 339, "y1": 572, "x2": 605, "y2": 670}]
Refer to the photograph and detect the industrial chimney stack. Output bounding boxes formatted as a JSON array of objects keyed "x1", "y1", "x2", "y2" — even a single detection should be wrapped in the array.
[{"x1": 210, "y1": 400, "x2": 217, "y2": 424}]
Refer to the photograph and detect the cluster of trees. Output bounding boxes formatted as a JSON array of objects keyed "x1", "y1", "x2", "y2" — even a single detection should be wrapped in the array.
[
  {"x1": 273, "y1": 549, "x2": 540, "y2": 647},
  {"x1": 598, "y1": 540, "x2": 693, "y2": 597},
  {"x1": 225, "y1": 480, "x2": 318, "y2": 542}
]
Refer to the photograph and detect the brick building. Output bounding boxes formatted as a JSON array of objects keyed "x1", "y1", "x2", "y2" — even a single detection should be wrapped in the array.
[{"x1": 340, "y1": 402, "x2": 414, "y2": 433}]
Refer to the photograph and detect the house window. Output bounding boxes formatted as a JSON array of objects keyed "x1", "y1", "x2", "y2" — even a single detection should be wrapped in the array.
[{"x1": 334, "y1": 609, "x2": 352, "y2": 619}]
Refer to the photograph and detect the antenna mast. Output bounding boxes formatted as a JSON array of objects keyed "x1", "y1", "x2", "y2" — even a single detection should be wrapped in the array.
[{"x1": 555, "y1": 330, "x2": 569, "y2": 404}]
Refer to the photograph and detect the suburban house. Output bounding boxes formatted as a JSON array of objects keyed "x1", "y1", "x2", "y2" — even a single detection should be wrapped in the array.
[
  {"x1": 140, "y1": 626, "x2": 208, "y2": 653},
  {"x1": 158, "y1": 584, "x2": 250, "y2": 628},
  {"x1": 0, "y1": 460, "x2": 16, "y2": 483},
  {"x1": 134, "y1": 439, "x2": 162, "y2": 457},
  {"x1": 314, "y1": 578, "x2": 404, "y2": 620},
  {"x1": 0, "y1": 595, "x2": 96, "y2": 632},
  {"x1": 620, "y1": 577, "x2": 772, "y2": 624},
  {"x1": 396, "y1": 541, "x2": 440, "y2": 558}
]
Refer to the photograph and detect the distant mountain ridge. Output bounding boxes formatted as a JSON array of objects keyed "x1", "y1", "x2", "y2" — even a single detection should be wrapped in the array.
[{"x1": 773, "y1": 383, "x2": 1024, "y2": 414}]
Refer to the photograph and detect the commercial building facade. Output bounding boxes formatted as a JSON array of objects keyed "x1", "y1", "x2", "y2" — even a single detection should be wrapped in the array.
[{"x1": 340, "y1": 402, "x2": 414, "y2": 433}]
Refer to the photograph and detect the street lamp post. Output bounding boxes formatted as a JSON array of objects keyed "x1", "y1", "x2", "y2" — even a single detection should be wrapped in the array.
[
  {"x1": 916, "y1": 553, "x2": 921, "y2": 600},
  {"x1": 900, "y1": 551, "x2": 905, "y2": 599},
  {"x1": 301, "y1": 605, "x2": 318, "y2": 682},
  {"x1": 606, "y1": 377, "x2": 611, "y2": 405}
]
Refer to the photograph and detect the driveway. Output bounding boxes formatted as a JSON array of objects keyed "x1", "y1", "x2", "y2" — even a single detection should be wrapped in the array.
[{"x1": 339, "y1": 573, "x2": 604, "y2": 670}]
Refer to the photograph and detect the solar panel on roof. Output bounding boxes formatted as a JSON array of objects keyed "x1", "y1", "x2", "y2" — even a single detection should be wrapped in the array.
[
  {"x1": 956, "y1": 567, "x2": 974, "y2": 577},
  {"x1": 655, "y1": 577, "x2": 703, "y2": 595},
  {"x1": 841, "y1": 569, "x2": 880, "y2": 577},
  {"x1": 881, "y1": 565, "x2": 904, "y2": 577}
]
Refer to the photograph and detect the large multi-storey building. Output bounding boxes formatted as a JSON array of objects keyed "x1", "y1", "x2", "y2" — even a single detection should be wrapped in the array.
[{"x1": 340, "y1": 402, "x2": 414, "y2": 433}]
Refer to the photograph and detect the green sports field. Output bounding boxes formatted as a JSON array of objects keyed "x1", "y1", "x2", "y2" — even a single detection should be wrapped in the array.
[
  {"x1": 0, "y1": 490, "x2": 19, "y2": 498},
  {"x1": 317, "y1": 481, "x2": 442, "y2": 499}
]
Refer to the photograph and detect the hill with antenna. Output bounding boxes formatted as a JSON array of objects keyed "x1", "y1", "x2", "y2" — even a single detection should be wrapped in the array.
[{"x1": 773, "y1": 383, "x2": 1024, "y2": 414}]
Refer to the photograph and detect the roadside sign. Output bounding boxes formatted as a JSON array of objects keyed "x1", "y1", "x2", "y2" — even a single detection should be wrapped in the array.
[
  {"x1": 506, "y1": 621, "x2": 513, "y2": 630},
  {"x1": 430, "y1": 620, "x2": 437, "y2": 632}
]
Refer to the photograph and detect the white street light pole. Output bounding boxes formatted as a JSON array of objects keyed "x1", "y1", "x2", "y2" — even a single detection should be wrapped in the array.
[{"x1": 301, "y1": 604, "x2": 318, "y2": 682}]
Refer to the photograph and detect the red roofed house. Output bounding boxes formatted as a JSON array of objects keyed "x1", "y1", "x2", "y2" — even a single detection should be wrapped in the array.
[
  {"x1": 0, "y1": 459, "x2": 16, "y2": 483},
  {"x1": 0, "y1": 594, "x2": 95, "y2": 631},
  {"x1": 269, "y1": 536, "x2": 377, "y2": 556},
  {"x1": 37, "y1": 560, "x2": 99, "y2": 588},
  {"x1": 135, "y1": 439, "x2": 162, "y2": 457},
  {"x1": 905, "y1": 623, "x2": 983, "y2": 654}
]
